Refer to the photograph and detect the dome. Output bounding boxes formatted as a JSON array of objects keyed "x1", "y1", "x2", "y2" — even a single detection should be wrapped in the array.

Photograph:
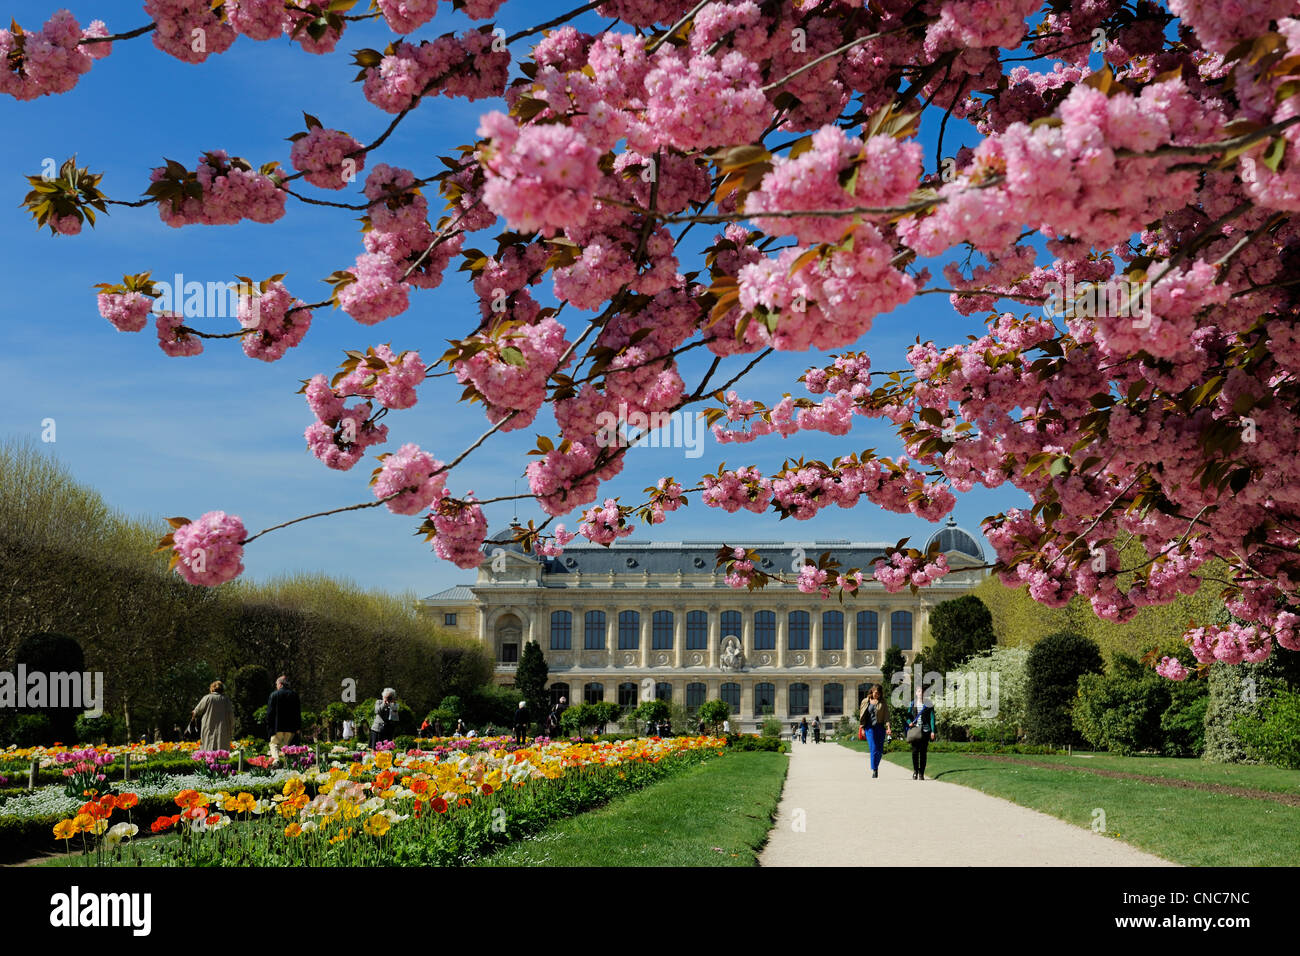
[
  {"x1": 483, "y1": 524, "x2": 525, "y2": 552},
  {"x1": 926, "y1": 517, "x2": 983, "y2": 560}
]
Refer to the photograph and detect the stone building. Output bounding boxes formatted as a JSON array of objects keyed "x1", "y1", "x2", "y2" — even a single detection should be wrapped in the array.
[{"x1": 419, "y1": 518, "x2": 988, "y2": 729}]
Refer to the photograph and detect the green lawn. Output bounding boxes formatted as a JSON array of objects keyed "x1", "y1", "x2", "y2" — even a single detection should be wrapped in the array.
[
  {"x1": 866, "y1": 749, "x2": 1300, "y2": 866},
  {"x1": 475, "y1": 750, "x2": 788, "y2": 867}
]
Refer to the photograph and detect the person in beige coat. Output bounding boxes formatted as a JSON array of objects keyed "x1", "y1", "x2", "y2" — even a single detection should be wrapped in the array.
[{"x1": 192, "y1": 680, "x2": 234, "y2": 752}]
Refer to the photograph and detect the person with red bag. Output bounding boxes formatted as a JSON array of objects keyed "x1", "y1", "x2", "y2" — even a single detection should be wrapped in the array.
[{"x1": 858, "y1": 684, "x2": 891, "y2": 778}]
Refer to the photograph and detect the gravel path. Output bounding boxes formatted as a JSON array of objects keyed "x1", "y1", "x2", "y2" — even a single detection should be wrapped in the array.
[{"x1": 760, "y1": 741, "x2": 1177, "y2": 867}]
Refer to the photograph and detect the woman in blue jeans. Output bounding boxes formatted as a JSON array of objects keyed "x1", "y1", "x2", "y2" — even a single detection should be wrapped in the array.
[{"x1": 858, "y1": 684, "x2": 891, "y2": 777}]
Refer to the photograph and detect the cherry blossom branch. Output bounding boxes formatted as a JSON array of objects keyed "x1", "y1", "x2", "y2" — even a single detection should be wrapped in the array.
[
  {"x1": 646, "y1": 0, "x2": 712, "y2": 54},
  {"x1": 241, "y1": 495, "x2": 399, "y2": 546},
  {"x1": 760, "y1": 19, "x2": 936, "y2": 93},
  {"x1": 506, "y1": 0, "x2": 606, "y2": 44}
]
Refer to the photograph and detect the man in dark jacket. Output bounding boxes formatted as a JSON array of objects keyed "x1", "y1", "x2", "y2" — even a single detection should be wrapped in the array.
[{"x1": 267, "y1": 675, "x2": 302, "y2": 765}]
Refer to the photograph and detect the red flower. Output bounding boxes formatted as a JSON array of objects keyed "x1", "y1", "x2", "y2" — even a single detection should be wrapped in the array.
[{"x1": 431, "y1": 797, "x2": 448, "y2": 814}]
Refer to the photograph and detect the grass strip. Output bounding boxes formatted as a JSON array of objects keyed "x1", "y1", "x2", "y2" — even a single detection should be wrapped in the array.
[
  {"x1": 881, "y1": 752, "x2": 1300, "y2": 866},
  {"x1": 475, "y1": 751, "x2": 788, "y2": 867}
]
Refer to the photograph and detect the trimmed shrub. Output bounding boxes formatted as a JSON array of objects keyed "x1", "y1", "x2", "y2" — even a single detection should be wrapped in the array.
[
  {"x1": 1232, "y1": 690, "x2": 1300, "y2": 769},
  {"x1": 1025, "y1": 631, "x2": 1103, "y2": 747}
]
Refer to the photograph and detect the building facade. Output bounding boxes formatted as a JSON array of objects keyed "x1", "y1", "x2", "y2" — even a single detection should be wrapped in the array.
[{"x1": 419, "y1": 519, "x2": 987, "y2": 729}]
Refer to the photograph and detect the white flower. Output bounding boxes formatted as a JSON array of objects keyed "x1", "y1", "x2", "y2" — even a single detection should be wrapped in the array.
[{"x1": 105, "y1": 822, "x2": 138, "y2": 848}]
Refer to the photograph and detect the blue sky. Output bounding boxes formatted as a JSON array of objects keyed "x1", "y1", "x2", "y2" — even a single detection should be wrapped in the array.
[{"x1": 0, "y1": 1, "x2": 1058, "y2": 598}]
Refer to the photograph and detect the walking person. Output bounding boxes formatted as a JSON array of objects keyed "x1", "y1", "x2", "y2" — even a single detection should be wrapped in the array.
[
  {"x1": 905, "y1": 685, "x2": 937, "y2": 779},
  {"x1": 513, "y1": 700, "x2": 528, "y2": 745},
  {"x1": 858, "y1": 685, "x2": 891, "y2": 778},
  {"x1": 370, "y1": 688, "x2": 399, "y2": 749},
  {"x1": 266, "y1": 675, "x2": 301, "y2": 766},
  {"x1": 799, "y1": 716, "x2": 808, "y2": 744},
  {"x1": 812, "y1": 716, "x2": 822, "y2": 744},
  {"x1": 191, "y1": 680, "x2": 234, "y2": 753}
]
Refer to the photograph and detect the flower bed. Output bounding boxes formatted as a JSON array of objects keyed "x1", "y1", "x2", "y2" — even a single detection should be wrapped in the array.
[{"x1": 33, "y1": 735, "x2": 729, "y2": 867}]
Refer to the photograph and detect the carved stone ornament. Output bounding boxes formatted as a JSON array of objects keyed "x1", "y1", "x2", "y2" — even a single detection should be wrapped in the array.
[{"x1": 720, "y1": 635, "x2": 746, "y2": 672}]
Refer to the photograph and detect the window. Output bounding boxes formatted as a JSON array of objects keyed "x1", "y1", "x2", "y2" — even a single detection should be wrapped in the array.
[
  {"x1": 618, "y1": 682, "x2": 638, "y2": 708},
  {"x1": 891, "y1": 610, "x2": 913, "y2": 650},
  {"x1": 789, "y1": 683, "x2": 810, "y2": 716},
  {"x1": 652, "y1": 610, "x2": 674, "y2": 650},
  {"x1": 618, "y1": 611, "x2": 640, "y2": 650},
  {"x1": 655, "y1": 682, "x2": 673, "y2": 702},
  {"x1": 584, "y1": 682, "x2": 604, "y2": 704},
  {"x1": 823, "y1": 683, "x2": 844, "y2": 716},
  {"x1": 754, "y1": 611, "x2": 776, "y2": 650},
  {"x1": 686, "y1": 682, "x2": 706, "y2": 710},
  {"x1": 720, "y1": 682, "x2": 741, "y2": 711},
  {"x1": 754, "y1": 682, "x2": 776, "y2": 716},
  {"x1": 549, "y1": 683, "x2": 570, "y2": 707},
  {"x1": 500, "y1": 643, "x2": 519, "y2": 663},
  {"x1": 584, "y1": 610, "x2": 606, "y2": 649},
  {"x1": 443, "y1": 613, "x2": 457, "y2": 627},
  {"x1": 857, "y1": 683, "x2": 873, "y2": 707},
  {"x1": 721, "y1": 610, "x2": 742, "y2": 637},
  {"x1": 550, "y1": 611, "x2": 572, "y2": 650},
  {"x1": 788, "y1": 611, "x2": 810, "y2": 650},
  {"x1": 686, "y1": 610, "x2": 708, "y2": 650},
  {"x1": 822, "y1": 610, "x2": 844, "y2": 650},
  {"x1": 857, "y1": 611, "x2": 879, "y2": 650}
]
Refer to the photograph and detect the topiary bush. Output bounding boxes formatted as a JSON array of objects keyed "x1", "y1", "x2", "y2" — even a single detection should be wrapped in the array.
[{"x1": 1025, "y1": 631, "x2": 1103, "y2": 747}]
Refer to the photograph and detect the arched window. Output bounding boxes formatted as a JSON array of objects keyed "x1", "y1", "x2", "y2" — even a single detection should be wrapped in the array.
[
  {"x1": 789, "y1": 683, "x2": 810, "y2": 716},
  {"x1": 721, "y1": 609, "x2": 742, "y2": 636},
  {"x1": 584, "y1": 682, "x2": 604, "y2": 704},
  {"x1": 788, "y1": 611, "x2": 810, "y2": 650},
  {"x1": 754, "y1": 611, "x2": 776, "y2": 649},
  {"x1": 823, "y1": 683, "x2": 844, "y2": 716},
  {"x1": 686, "y1": 610, "x2": 708, "y2": 649},
  {"x1": 856, "y1": 610, "x2": 879, "y2": 650},
  {"x1": 549, "y1": 611, "x2": 572, "y2": 650},
  {"x1": 655, "y1": 682, "x2": 673, "y2": 702},
  {"x1": 754, "y1": 682, "x2": 776, "y2": 716},
  {"x1": 618, "y1": 682, "x2": 638, "y2": 708},
  {"x1": 584, "y1": 610, "x2": 606, "y2": 650},
  {"x1": 822, "y1": 610, "x2": 844, "y2": 650},
  {"x1": 618, "y1": 610, "x2": 640, "y2": 649},
  {"x1": 686, "y1": 682, "x2": 706, "y2": 710},
  {"x1": 652, "y1": 610, "x2": 674, "y2": 650},
  {"x1": 720, "y1": 682, "x2": 741, "y2": 711},
  {"x1": 891, "y1": 610, "x2": 913, "y2": 650},
  {"x1": 549, "y1": 683, "x2": 570, "y2": 707}
]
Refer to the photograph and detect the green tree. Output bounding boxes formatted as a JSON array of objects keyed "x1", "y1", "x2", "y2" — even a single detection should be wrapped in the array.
[
  {"x1": 514, "y1": 641, "x2": 549, "y2": 733},
  {"x1": 230, "y1": 664, "x2": 274, "y2": 738},
  {"x1": 939, "y1": 644, "x2": 1029, "y2": 743},
  {"x1": 633, "y1": 698, "x2": 671, "y2": 728},
  {"x1": 927, "y1": 595, "x2": 996, "y2": 674},
  {"x1": 882, "y1": 645, "x2": 907, "y2": 705},
  {"x1": 1232, "y1": 691, "x2": 1300, "y2": 769},
  {"x1": 12, "y1": 632, "x2": 85, "y2": 745},
  {"x1": 1025, "y1": 631, "x2": 1103, "y2": 747},
  {"x1": 698, "y1": 699, "x2": 731, "y2": 734}
]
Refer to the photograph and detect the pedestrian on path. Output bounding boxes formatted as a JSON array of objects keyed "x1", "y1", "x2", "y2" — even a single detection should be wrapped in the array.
[
  {"x1": 812, "y1": 716, "x2": 821, "y2": 744},
  {"x1": 858, "y1": 684, "x2": 891, "y2": 777},
  {"x1": 191, "y1": 680, "x2": 234, "y2": 753},
  {"x1": 513, "y1": 701, "x2": 528, "y2": 745},
  {"x1": 799, "y1": 717, "x2": 809, "y2": 743},
  {"x1": 905, "y1": 686, "x2": 937, "y2": 779},
  {"x1": 266, "y1": 675, "x2": 301, "y2": 765}
]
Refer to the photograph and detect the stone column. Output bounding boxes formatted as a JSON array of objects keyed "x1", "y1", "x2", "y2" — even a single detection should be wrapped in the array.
[
  {"x1": 740, "y1": 682, "x2": 753, "y2": 723},
  {"x1": 775, "y1": 681, "x2": 788, "y2": 722},
  {"x1": 740, "y1": 611, "x2": 753, "y2": 664},
  {"x1": 604, "y1": 609, "x2": 615, "y2": 669},
  {"x1": 673, "y1": 609, "x2": 685, "y2": 669},
  {"x1": 707, "y1": 606, "x2": 721, "y2": 669},
  {"x1": 810, "y1": 611, "x2": 822, "y2": 669},
  {"x1": 639, "y1": 609, "x2": 651, "y2": 669},
  {"x1": 776, "y1": 605, "x2": 787, "y2": 669}
]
